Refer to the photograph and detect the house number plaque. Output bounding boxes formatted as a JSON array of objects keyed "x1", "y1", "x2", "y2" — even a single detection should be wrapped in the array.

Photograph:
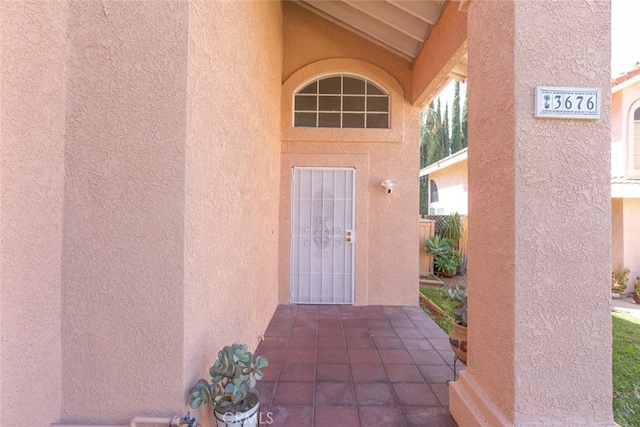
[{"x1": 535, "y1": 86, "x2": 601, "y2": 119}]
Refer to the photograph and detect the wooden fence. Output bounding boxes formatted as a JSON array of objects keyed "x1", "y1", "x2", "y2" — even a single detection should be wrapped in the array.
[{"x1": 419, "y1": 215, "x2": 468, "y2": 276}]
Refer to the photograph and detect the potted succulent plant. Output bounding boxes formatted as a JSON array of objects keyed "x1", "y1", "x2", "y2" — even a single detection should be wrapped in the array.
[
  {"x1": 634, "y1": 277, "x2": 640, "y2": 304},
  {"x1": 188, "y1": 343, "x2": 268, "y2": 427},
  {"x1": 447, "y1": 284, "x2": 467, "y2": 364}
]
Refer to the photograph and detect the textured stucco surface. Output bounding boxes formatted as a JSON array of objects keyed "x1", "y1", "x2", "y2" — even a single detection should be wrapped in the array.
[
  {"x1": 451, "y1": 1, "x2": 615, "y2": 425},
  {"x1": 62, "y1": 1, "x2": 188, "y2": 422},
  {"x1": 620, "y1": 199, "x2": 640, "y2": 290},
  {"x1": 280, "y1": 9, "x2": 420, "y2": 307},
  {"x1": 183, "y1": 3, "x2": 282, "y2": 425},
  {"x1": 1, "y1": 2, "x2": 67, "y2": 425},
  {"x1": 283, "y1": 2, "x2": 412, "y2": 101}
]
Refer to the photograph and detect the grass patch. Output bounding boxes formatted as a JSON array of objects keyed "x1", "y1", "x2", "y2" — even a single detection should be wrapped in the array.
[
  {"x1": 613, "y1": 313, "x2": 640, "y2": 426},
  {"x1": 419, "y1": 284, "x2": 456, "y2": 334}
]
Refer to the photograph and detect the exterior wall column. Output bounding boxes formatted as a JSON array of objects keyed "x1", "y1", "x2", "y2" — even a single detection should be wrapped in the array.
[{"x1": 450, "y1": 1, "x2": 615, "y2": 425}]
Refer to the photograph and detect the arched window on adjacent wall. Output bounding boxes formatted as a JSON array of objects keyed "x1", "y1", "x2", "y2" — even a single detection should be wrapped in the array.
[
  {"x1": 430, "y1": 180, "x2": 439, "y2": 203},
  {"x1": 294, "y1": 74, "x2": 390, "y2": 129},
  {"x1": 633, "y1": 107, "x2": 640, "y2": 171}
]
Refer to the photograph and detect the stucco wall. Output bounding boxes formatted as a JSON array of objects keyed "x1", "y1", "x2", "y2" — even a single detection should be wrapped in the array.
[
  {"x1": 453, "y1": 0, "x2": 614, "y2": 425},
  {"x1": 611, "y1": 198, "x2": 624, "y2": 269},
  {"x1": 1, "y1": 2, "x2": 67, "y2": 425},
  {"x1": 428, "y1": 158, "x2": 468, "y2": 215},
  {"x1": 612, "y1": 79, "x2": 640, "y2": 177},
  {"x1": 622, "y1": 198, "x2": 640, "y2": 288},
  {"x1": 280, "y1": 6, "x2": 420, "y2": 306},
  {"x1": 283, "y1": 2, "x2": 412, "y2": 101},
  {"x1": 62, "y1": 1, "x2": 189, "y2": 422},
  {"x1": 183, "y1": 2, "x2": 282, "y2": 418}
]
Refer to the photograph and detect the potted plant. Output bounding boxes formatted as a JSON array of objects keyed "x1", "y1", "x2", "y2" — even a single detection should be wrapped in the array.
[
  {"x1": 634, "y1": 277, "x2": 640, "y2": 304},
  {"x1": 447, "y1": 284, "x2": 467, "y2": 363},
  {"x1": 611, "y1": 264, "x2": 630, "y2": 294},
  {"x1": 188, "y1": 343, "x2": 268, "y2": 427},
  {"x1": 425, "y1": 235, "x2": 460, "y2": 277}
]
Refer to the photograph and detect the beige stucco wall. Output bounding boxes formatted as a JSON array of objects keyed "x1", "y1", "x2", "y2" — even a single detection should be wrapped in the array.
[
  {"x1": 611, "y1": 198, "x2": 624, "y2": 269},
  {"x1": 428, "y1": 158, "x2": 468, "y2": 215},
  {"x1": 611, "y1": 78, "x2": 640, "y2": 177},
  {"x1": 280, "y1": 5, "x2": 420, "y2": 306},
  {"x1": 451, "y1": 0, "x2": 614, "y2": 425},
  {"x1": 184, "y1": 3, "x2": 282, "y2": 423},
  {"x1": 1, "y1": 2, "x2": 67, "y2": 425},
  {"x1": 62, "y1": 1, "x2": 189, "y2": 422}
]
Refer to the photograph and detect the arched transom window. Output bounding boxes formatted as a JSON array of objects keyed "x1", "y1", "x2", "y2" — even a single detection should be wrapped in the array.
[{"x1": 294, "y1": 74, "x2": 390, "y2": 129}]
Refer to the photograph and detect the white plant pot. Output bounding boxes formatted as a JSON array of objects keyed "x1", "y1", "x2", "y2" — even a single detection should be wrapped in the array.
[{"x1": 213, "y1": 402, "x2": 260, "y2": 427}]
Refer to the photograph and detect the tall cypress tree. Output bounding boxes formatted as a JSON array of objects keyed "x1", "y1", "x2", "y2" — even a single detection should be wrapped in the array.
[
  {"x1": 450, "y1": 81, "x2": 462, "y2": 154},
  {"x1": 434, "y1": 99, "x2": 445, "y2": 161},
  {"x1": 442, "y1": 102, "x2": 450, "y2": 158},
  {"x1": 461, "y1": 89, "x2": 468, "y2": 148}
]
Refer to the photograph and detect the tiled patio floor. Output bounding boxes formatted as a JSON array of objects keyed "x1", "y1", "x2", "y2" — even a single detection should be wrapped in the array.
[{"x1": 255, "y1": 305, "x2": 459, "y2": 427}]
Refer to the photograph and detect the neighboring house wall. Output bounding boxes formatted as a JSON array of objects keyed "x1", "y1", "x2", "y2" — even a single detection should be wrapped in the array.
[
  {"x1": 611, "y1": 75, "x2": 640, "y2": 287},
  {"x1": 428, "y1": 157, "x2": 468, "y2": 215},
  {"x1": 1, "y1": 2, "x2": 67, "y2": 425},
  {"x1": 279, "y1": 3, "x2": 419, "y2": 306}
]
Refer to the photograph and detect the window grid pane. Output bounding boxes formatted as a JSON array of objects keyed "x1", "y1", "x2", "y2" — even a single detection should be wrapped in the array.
[{"x1": 294, "y1": 74, "x2": 389, "y2": 129}]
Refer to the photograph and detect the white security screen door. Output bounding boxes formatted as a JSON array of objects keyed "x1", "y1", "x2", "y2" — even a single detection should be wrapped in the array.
[{"x1": 291, "y1": 167, "x2": 355, "y2": 304}]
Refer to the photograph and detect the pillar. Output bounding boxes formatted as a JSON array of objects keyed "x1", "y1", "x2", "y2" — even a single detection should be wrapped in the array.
[{"x1": 450, "y1": 1, "x2": 616, "y2": 425}]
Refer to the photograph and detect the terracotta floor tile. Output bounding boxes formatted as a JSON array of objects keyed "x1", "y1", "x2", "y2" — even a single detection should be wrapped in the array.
[
  {"x1": 366, "y1": 319, "x2": 392, "y2": 328},
  {"x1": 430, "y1": 383, "x2": 450, "y2": 407},
  {"x1": 402, "y1": 338, "x2": 435, "y2": 351},
  {"x1": 318, "y1": 318, "x2": 342, "y2": 328},
  {"x1": 314, "y1": 406, "x2": 359, "y2": 427},
  {"x1": 256, "y1": 346, "x2": 286, "y2": 362},
  {"x1": 256, "y1": 381, "x2": 276, "y2": 405},
  {"x1": 268, "y1": 405, "x2": 313, "y2": 427},
  {"x1": 345, "y1": 337, "x2": 375, "y2": 349},
  {"x1": 317, "y1": 335, "x2": 346, "y2": 349},
  {"x1": 408, "y1": 349, "x2": 447, "y2": 365},
  {"x1": 401, "y1": 406, "x2": 457, "y2": 427},
  {"x1": 317, "y1": 326, "x2": 344, "y2": 337},
  {"x1": 279, "y1": 362, "x2": 316, "y2": 382},
  {"x1": 264, "y1": 325, "x2": 292, "y2": 337},
  {"x1": 428, "y1": 338, "x2": 452, "y2": 352},
  {"x1": 258, "y1": 336, "x2": 289, "y2": 349},
  {"x1": 342, "y1": 318, "x2": 367, "y2": 327},
  {"x1": 378, "y1": 349, "x2": 413, "y2": 364},
  {"x1": 316, "y1": 363, "x2": 351, "y2": 382},
  {"x1": 358, "y1": 406, "x2": 406, "y2": 427},
  {"x1": 421, "y1": 327, "x2": 449, "y2": 339},
  {"x1": 394, "y1": 327, "x2": 424, "y2": 339},
  {"x1": 317, "y1": 306, "x2": 342, "y2": 318},
  {"x1": 392, "y1": 383, "x2": 440, "y2": 406},
  {"x1": 417, "y1": 364, "x2": 455, "y2": 384},
  {"x1": 315, "y1": 382, "x2": 356, "y2": 406},
  {"x1": 384, "y1": 364, "x2": 424, "y2": 383},
  {"x1": 350, "y1": 363, "x2": 388, "y2": 382},
  {"x1": 373, "y1": 337, "x2": 405, "y2": 349},
  {"x1": 260, "y1": 362, "x2": 281, "y2": 382},
  {"x1": 344, "y1": 326, "x2": 370, "y2": 337},
  {"x1": 368, "y1": 327, "x2": 398, "y2": 338},
  {"x1": 284, "y1": 348, "x2": 316, "y2": 363},
  {"x1": 317, "y1": 348, "x2": 348, "y2": 363},
  {"x1": 389, "y1": 318, "x2": 416, "y2": 329},
  {"x1": 272, "y1": 382, "x2": 315, "y2": 405},
  {"x1": 292, "y1": 326, "x2": 318, "y2": 337},
  {"x1": 348, "y1": 348, "x2": 381, "y2": 364},
  {"x1": 289, "y1": 336, "x2": 317, "y2": 349},
  {"x1": 353, "y1": 382, "x2": 396, "y2": 406},
  {"x1": 262, "y1": 306, "x2": 455, "y2": 426}
]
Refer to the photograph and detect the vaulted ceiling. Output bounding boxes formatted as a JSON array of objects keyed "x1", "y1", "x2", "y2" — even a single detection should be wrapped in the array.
[{"x1": 295, "y1": 0, "x2": 447, "y2": 61}]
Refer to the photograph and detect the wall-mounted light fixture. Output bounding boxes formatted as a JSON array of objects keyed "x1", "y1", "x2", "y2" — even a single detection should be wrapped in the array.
[{"x1": 381, "y1": 179, "x2": 398, "y2": 194}]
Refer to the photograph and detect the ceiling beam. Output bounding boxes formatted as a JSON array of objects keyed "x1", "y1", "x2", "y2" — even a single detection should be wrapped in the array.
[
  {"x1": 388, "y1": 0, "x2": 443, "y2": 25},
  {"x1": 342, "y1": 0, "x2": 431, "y2": 42}
]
